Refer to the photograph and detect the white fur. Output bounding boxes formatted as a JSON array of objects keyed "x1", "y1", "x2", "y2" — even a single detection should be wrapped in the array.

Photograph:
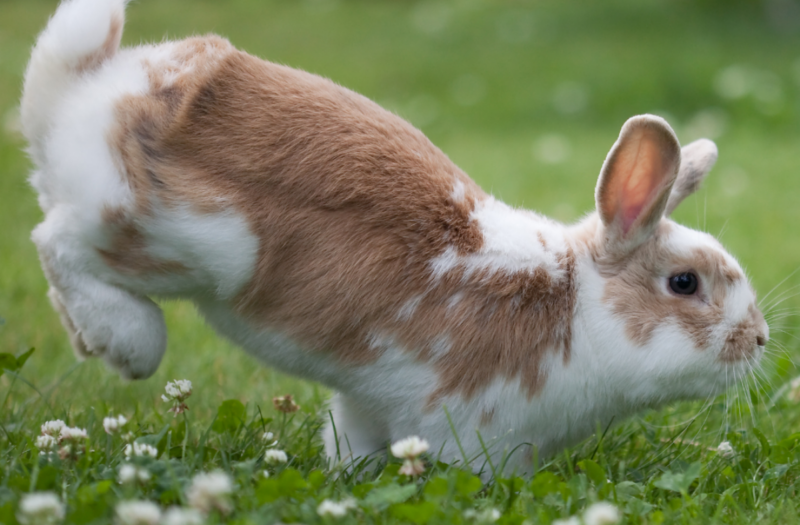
[
  {"x1": 451, "y1": 179, "x2": 466, "y2": 203},
  {"x1": 21, "y1": 0, "x2": 767, "y2": 478},
  {"x1": 397, "y1": 295, "x2": 424, "y2": 321},
  {"x1": 22, "y1": 0, "x2": 128, "y2": 162},
  {"x1": 429, "y1": 197, "x2": 567, "y2": 280},
  {"x1": 133, "y1": 203, "x2": 259, "y2": 299}
]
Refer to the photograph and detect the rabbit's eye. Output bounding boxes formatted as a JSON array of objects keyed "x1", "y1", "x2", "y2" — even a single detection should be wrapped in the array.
[{"x1": 669, "y1": 272, "x2": 698, "y2": 295}]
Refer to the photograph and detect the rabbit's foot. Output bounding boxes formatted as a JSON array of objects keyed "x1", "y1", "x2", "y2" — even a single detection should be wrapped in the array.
[{"x1": 323, "y1": 393, "x2": 390, "y2": 470}]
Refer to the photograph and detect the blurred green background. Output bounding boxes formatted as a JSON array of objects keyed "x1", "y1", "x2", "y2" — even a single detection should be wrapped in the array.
[{"x1": 1, "y1": 0, "x2": 799, "y2": 433}]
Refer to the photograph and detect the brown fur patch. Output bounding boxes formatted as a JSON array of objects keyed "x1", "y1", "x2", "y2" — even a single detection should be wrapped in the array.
[
  {"x1": 694, "y1": 249, "x2": 743, "y2": 286},
  {"x1": 537, "y1": 231, "x2": 547, "y2": 249},
  {"x1": 480, "y1": 408, "x2": 496, "y2": 427},
  {"x1": 106, "y1": 36, "x2": 577, "y2": 402},
  {"x1": 421, "y1": 249, "x2": 576, "y2": 405}
]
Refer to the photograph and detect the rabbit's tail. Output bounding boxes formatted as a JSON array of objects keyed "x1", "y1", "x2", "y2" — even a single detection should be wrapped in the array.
[{"x1": 21, "y1": 0, "x2": 127, "y2": 151}]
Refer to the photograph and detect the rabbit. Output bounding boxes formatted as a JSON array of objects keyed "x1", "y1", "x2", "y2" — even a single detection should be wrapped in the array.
[{"x1": 21, "y1": 0, "x2": 768, "y2": 475}]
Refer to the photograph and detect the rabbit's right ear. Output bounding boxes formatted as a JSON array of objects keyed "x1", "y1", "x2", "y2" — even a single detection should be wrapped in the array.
[
  {"x1": 664, "y1": 138, "x2": 718, "y2": 216},
  {"x1": 595, "y1": 115, "x2": 681, "y2": 253}
]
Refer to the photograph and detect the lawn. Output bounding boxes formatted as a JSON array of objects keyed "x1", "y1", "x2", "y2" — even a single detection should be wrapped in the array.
[{"x1": 1, "y1": 0, "x2": 800, "y2": 523}]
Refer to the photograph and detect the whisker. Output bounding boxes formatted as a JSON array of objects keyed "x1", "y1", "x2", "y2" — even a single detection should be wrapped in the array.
[
  {"x1": 690, "y1": 396, "x2": 718, "y2": 446},
  {"x1": 741, "y1": 361, "x2": 758, "y2": 428},
  {"x1": 758, "y1": 268, "x2": 800, "y2": 309},
  {"x1": 764, "y1": 308, "x2": 800, "y2": 320},
  {"x1": 717, "y1": 218, "x2": 730, "y2": 240},
  {"x1": 750, "y1": 361, "x2": 774, "y2": 391},
  {"x1": 767, "y1": 343, "x2": 795, "y2": 359},
  {"x1": 764, "y1": 306, "x2": 800, "y2": 316},
  {"x1": 732, "y1": 367, "x2": 746, "y2": 430},
  {"x1": 765, "y1": 319, "x2": 795, "y2": 328},
  {"x1": 703, "y1": 194, "x2": 707, "y2": 232},
  {"x1": 762, "y1": 348, "x2": 794, "y2": 365},
  {"x1": 694, "y1": 194, "x2": 700, "y2": 230},
  {"x1": 767, "y1": 375, "x2": 799, "y2": 410},
  {"x1": 764, "y1": 294, "x2": 800, "y2": 316},
  {"x1": 766, "y1": 330, "x2": 800, "y2": 344},
  {"x1": 724, "y1": 364, "x2": 730, "y2": 436},
  {"x1": 762, "y1": 283, "x2": 800, "y2": 313},
  {"x1": 748, "y1": 355, "x2": 779, "y2": 436}
]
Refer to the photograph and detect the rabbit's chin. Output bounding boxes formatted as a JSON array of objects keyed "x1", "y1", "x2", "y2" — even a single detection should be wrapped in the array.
[{"x1": 647, "y1": 343, "x2": 762, "y2": 405}]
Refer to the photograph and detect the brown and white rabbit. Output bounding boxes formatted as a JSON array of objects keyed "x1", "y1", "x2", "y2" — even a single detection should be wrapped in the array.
[{"x1": 22, "y1": 0, "x2": 768, "y2": 474}]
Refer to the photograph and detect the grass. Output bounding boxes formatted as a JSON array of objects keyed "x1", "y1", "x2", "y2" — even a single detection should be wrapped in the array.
[{"x1": 1, "y1": 0, "x2": 800, "y2": 523}]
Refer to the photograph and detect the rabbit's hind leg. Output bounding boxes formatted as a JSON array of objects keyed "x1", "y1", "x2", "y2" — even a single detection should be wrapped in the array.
[{"x1": 33, "y1": 210, "x2": 167, "y2": 380}]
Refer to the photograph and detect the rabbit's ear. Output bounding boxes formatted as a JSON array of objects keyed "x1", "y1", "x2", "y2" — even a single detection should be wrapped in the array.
[
  {"x1": 595, "y1": 115, "x2": 681, "y2": 251},
  {"x1": 664, "y1": 138, "x2": 718, "y2": 216}
]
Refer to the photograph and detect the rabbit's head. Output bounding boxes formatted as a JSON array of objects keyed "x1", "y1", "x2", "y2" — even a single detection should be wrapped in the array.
[{"x1": 577, "y1": 115, "x2": 767, "y2": 406}]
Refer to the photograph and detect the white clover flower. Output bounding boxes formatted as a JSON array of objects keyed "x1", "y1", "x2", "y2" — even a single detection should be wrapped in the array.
[
  {"x1": 115, "y1": 500, "x2": 161, "y2": 525},
  {"x1": 40, "y1": 420, "x2": 66, "y2": 437},
  {"x1": 717, "y1": 441, "x2": 734, "y2": 458},
  {"x1": 119, "y1": 464, "x2": 151, "y2": 484},
  {"x1": 17, "y1": 492, "x2": 65, "y2": 525},
  {"x1": 162, "y1": 380, "x2": 192, "y2": 416},
  {"x1": 104, "y1": 415, "x2": 128, "y2": 435},
  {"x1": 463, "y1": 508, "x2": 501, "y2": 523},
  {"x1": 186, "y1": 471, "x2": 233, "y2": 515},
  {"x1": 552, "y1": 518, "x2": 581, "y2": 525},
  {"x1": 264, "y1": 449, "x2": 288, "y2": 465},
  {"x1": 59, "y1": 426, "x2": 88, "y2": 441},
  {"x1": 161, "y1": 507, "x2": 204, "y2": 525},
  {"x1": 261, "y1": 431, "x2": 274, "y2": 442},
  {"x1": 390, "y1": 436, "x2": 429, "y2": 459},
  {"x1": 164, "y1": 380, "x2": 192, "y2": 401},
  {"x1": 51, "y1": 426, "x2": 88, "y2": 461},
  {"x1": 262, "y1": 470, "x2": 270, "y2": 478},
  {"x1": 583, "y1": 502, "x2": 621, "y2": 525},
  {"x1": 391, "y1": 436, "x2": 429, "y2": 476},
  {"x1": 36, "y1": 434, "x2": 58, "y2": 453},
  {"x1": 124, "y1": 442, "x2": 159, "y2": 459},
  {"x1": 317, "y1": 498, "x2": 357, "y2": 518}
]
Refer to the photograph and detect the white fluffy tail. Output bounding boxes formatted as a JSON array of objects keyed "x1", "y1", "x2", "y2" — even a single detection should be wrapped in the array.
[{"x1": 21, "y1": 0, "x2": 127, "y2": 160}]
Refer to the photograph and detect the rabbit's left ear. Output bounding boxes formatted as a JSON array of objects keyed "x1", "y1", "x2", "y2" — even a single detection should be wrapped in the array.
[
  {"x1": 595, "y1": 114, "x2": 681, "y2": 251},
  {"x1": 664, "y1": 138, "x2": 718, "y2": 216}
]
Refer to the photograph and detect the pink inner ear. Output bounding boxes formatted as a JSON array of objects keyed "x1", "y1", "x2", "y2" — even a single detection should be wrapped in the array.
[
  {"x1": 618, "y1": 141, "x2": 662, "y2": 236},
  {"x1": 621, "y1": 203, "x2": 644, "y2": 235}
]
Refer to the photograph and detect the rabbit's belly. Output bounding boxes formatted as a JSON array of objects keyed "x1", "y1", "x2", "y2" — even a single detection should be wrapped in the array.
[{"x1": 195, "y1": 299, "x2": 440, "y2": 407}]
